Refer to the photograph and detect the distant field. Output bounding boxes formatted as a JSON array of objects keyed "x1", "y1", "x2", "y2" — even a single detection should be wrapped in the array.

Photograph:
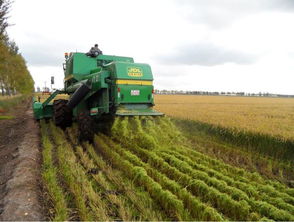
[
  {"x1": 155, "y1": 95, "x2": 294, "y2": 141},
  {"x1": 34, "y1": 93, "x2": 68, "y2": 103}
]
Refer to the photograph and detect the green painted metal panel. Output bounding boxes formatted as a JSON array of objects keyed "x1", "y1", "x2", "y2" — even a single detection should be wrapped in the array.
[
  {"x1": 97, "y1": 54, "x2": 134, "y2": 63},
  {"x1": 64, "y1": 53, "x2": 135, "y2": 81},
  {"x1": 33, "y1": 101, "x2": 43, "y2": 119},
  {"x1": 33, "y1": 101, "x2": 53, "y2": 119},
  {"x1": 117, "y1": 84, "x2": 153, "y2": 104},
  {"x1": 73, "y1": 53, "x2": 98, "y2": 75},
  {"x1": 88, "y1": 71, "x2": 109, "y2": 90},
  {"x1": 106, "y1": 62, "x2": 153, "y2": 81}
]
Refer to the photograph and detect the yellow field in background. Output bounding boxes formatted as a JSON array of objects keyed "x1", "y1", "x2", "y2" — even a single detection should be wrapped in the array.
[
  {"x1": 154, "y1": 95, "x2": 294, "y2": 140},
  {"x1": 34, "y1": 93, "x2": 69, "y2": 103}
]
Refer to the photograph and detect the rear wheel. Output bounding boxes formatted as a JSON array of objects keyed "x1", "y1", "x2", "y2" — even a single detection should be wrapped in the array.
[
  {"x1": 78, "y1": 111, "x2": 94, "y2": 142},
  {"x1": 53, "y1": 99, "x2": 72, "y2": 129}
]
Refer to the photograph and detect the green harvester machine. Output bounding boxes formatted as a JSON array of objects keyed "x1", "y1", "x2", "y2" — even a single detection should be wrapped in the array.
[{"x1": 33, "y1": 52, "x2": 163, "y2": 140}]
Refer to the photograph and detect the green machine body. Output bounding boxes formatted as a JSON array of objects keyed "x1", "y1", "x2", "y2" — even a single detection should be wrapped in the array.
[{"x1": 33, "y1": 52, "x2": 163, "y2": 139}]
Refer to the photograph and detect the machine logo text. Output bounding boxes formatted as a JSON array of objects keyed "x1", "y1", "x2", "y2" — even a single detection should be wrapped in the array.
[{"x1": 127, "y1": 67, "x2": 143, "y2": 77}]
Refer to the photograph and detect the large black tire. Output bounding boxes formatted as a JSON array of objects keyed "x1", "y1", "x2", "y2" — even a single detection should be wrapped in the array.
[
  {"x1": 78, "y1": 111, "x2": 94, "y2": 142},
  {"x1": 53, "y1": 99, "x2": 72, "y2": 129}
]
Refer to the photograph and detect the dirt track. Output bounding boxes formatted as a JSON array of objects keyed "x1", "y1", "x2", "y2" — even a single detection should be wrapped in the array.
[{"x1": 0, "y1": 99, "x2": 44, "y2": 220}]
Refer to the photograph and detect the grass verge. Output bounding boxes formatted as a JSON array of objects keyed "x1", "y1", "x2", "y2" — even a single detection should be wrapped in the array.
[
  {"x1": 0, "y1": 115, "x2": 15, "y2": 120},
  {"x1": 0, "y1": 95, "x2": 28, "y2": 112}
]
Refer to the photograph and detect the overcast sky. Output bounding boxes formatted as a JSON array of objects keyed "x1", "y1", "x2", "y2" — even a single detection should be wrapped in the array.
[{"x1": 7, "y1": 0, "x2": 294, "y2": 94}]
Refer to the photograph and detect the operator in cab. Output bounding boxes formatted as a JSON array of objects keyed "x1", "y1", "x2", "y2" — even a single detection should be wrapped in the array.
[{"x1": 86, "y1": 44, "x2": 103, "y2": 57}]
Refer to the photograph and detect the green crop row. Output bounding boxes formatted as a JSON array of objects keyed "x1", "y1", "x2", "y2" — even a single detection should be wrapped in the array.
[
  {"x1": 159, "y1": 151, "x2": 250, "y2": 201},
  {"x1": 84, "y1": 142, "x2": 165, "y2": 221},
  {"x1": 158, "y1": 150, "x2": 294, "y2": 217},
  {"x1": 112, "y1": 116, "x2": 293, "y2": 199},
  {"x1": 93, "y1": 135, "x2": 188, "y2": 221},
  {"x1": 163, "y1": 149, "x2": 259, "y2": 196},
  {"x1": 113, "y1": 122, "x2": 292, "y2": 220},
  {"x1": 112, "y1": 116, "x2": 159, "y2": 150},
  {"x1": 49, "y1": 122, "x2": 109, "y2": 221},
  {"x1": 165, "y1": 136, "x2": 293, "y2": 195},
  {"x1": 140, "y1": 116, "x2": 288, "y2": 191},
  {"x1": 172, "y1": 145, "x2": 294, "y2": 206},
  {"x1": 124, "y1": 116, "x2": 294, "y2": 191},
  {"x1": 75, "y1": 144, "x2": 135, "y2": 221},
  {"x1": 98, "y1": 133, "x2": 224, "y2": 221},
  {"x1": 173, "y1": 119, "x2": 294, "y2": 186},
  {"x1": 40, "y1": 121, "x2": 69, "y2": 221},
  {"x1": 117, "y1": 116, "x2": 263, "y2": 186},
  {"x1": 116, "y1": 141, "x2": 251, "y2": 220},
  {"x1": 160, "y1": 149, "x2": 294, "y2": 214},
  {"x1": 40, "y1": 115, "x2": 293, "y2": 221},
  {"x1": 109, "y1": 118, "x2": 251, "y2": 219},
  {"x1": 142, "y1": 117, "x2": 270, "y2": 186}
]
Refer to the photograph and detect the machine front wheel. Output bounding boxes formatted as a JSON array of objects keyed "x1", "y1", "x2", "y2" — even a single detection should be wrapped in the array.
[{"x1": 53, "y1": 99, "x2": 72, "y2": 129}]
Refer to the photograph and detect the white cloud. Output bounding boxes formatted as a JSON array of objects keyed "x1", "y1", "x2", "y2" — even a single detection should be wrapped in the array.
[
  {"x1": 155, "y1": 42, "x2": 257, "y2": 66},
  {"x1": 6, "y1": 0, "x2": 294, "y2": 94}
]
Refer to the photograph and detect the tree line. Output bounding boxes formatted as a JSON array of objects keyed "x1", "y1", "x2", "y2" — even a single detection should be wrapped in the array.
[
  {"x1": 154, "y1": 90, "x2": 294, "y2": 98},
  {"x1": 0, "y1": 0, "x2": 34, "y2": 96}
]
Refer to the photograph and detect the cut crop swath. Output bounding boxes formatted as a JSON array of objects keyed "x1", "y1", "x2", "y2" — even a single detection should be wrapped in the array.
[
  {"x1": 98, "y1": 133, "x2": 224, "y2": 221},
  {"x1": 49, "y1": 123, "x2": 109, "y2": 221},
  {"x1": 93, "y1": 135, "x2": 188, "y2": 221},
  {"x1": 40, "y1": 121, "x2": 70, "y2": 221}
]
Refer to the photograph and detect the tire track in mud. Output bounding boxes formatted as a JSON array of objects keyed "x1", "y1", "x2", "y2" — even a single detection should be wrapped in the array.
[{"x1": 0, "y1": 100, "x2": 44, "y2": 220}]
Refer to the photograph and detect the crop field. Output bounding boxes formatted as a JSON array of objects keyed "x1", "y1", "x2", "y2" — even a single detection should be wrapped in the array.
[
  {"x1": 40, "y1": 116, "x2": 294, "y2": 221},
  {"x1": 154, "y1": 95, "x2": 294, "y2": 183},
  {"x1": 34, "y1": 93, "x2": 68, "y2": 103},
  {"x1": 155, "y1": 95, "x2": 294, "y2": 141}
]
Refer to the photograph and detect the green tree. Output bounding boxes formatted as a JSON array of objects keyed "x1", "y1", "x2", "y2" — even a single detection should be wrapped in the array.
[{"x1": 0, "y1": 0, "x2": 34, "y2": 95}]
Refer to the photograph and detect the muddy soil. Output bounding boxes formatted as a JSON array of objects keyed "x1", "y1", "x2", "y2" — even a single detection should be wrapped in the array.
[{"x1": 0, "y1": 99, "x2": 44, "y2": 220}]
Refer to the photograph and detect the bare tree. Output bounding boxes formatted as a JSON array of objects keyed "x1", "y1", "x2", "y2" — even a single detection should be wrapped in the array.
[{"x1": 0, "y1": 0, "x2": 11, "y2": 41}]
